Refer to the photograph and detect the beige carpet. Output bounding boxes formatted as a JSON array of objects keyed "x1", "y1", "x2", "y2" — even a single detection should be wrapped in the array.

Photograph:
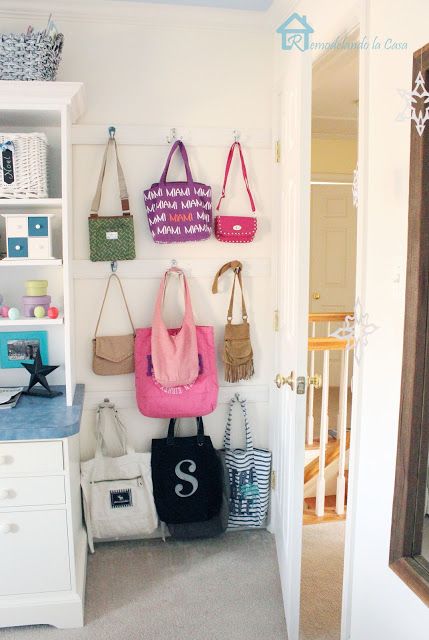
[
  {"x1": 300, "y1": 521, "x2": 346, "y2": 640},
  {"x1": 0, "y1": 526, "x2": 345, "y2": 640},
  {"x1": 0, "y1": 531, "x2": 288, "y2": 640}
]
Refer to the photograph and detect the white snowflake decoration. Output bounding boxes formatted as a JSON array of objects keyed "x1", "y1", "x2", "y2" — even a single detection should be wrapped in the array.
[
  {"x1": 352, "y1": 163, "x2": 358, "y2": 208},
  {"x1": 330, "y1": 298, "x2": 378, "y2": 365},
  {"x1": 396, "y1": 70, "x2": 429, "y2": 136}
]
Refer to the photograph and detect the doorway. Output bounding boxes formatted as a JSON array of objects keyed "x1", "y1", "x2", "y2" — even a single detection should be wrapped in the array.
[{"x1": 300, "y1": 38, "x2": 359, "y2": 640}]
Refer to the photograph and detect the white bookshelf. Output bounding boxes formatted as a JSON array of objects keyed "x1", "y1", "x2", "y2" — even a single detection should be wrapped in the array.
[
  {"x1": 0, "y1": 259, "x2": 63, "y2": 267},
  {"x1": 0, "y1": 82, "x2": 85, "y2": 405},
  {"x1": 0, "y1": 316, "x2": 64, "y2": 327},
  {"x1": 0, "y1": 198, "x2": 62, "y2": 209}
]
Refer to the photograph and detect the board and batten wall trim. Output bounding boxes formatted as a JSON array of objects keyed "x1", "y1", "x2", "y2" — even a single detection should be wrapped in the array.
[
  {"x1": 71, "y1": 125, "x2": 272, "y2": 149},
  {"x1": 73, "y1": 258, "x2": 271, "y2": 280}
]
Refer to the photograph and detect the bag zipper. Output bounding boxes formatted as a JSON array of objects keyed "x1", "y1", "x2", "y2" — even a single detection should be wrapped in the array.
[{"x1": 91, "y1": 475, "x2": 144, "y2": 486}]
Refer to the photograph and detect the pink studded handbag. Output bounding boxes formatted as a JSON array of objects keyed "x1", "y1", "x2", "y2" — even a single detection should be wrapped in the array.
[{"x1": 214, "y1": 142, "x2": 257, "y2": 243}]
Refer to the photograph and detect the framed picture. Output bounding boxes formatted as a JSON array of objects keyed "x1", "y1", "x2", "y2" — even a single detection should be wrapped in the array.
[{"x1": 0, "y1": 331, "x2": 48, "y2": 369}]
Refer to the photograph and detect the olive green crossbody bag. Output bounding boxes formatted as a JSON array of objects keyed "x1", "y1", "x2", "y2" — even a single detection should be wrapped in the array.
[{"x1": 88, "y1": 136, "x2": 136, "y2": 262}]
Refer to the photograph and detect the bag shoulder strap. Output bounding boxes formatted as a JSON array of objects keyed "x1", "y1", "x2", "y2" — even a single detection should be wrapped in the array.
[
  {"x1": 216, "y1": 142, "x2": 255, "y2": 213},
  {"x1": 160, "y1": 140, "x2": 194, "y2": 185},
  {"x1": 167, "y1": 417, "x2": 205, "y2": 446},
  {"x1": 223, "y1": 393, "x2": 253, "y2": 451},
  {"x1": 90, "y1": 137, "x2": 130, "y2": 218},
  {"x1": 153, "y1": 267, "x2": 195, "y2": 329},
  {"x1": 212, "y1": 260, "x2": 248, "y2": 324},
  {"x1": 94, "y1": 274, "x2": 135, "y2": 338}
]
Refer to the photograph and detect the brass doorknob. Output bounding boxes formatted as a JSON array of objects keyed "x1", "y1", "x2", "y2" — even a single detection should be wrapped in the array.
[
  {"x1": 307, "y1": 374, "x2": 322, "y2": 389},
  {"x1": 312, "y1": 291, "x2": 321, "y2": 300},
  {"x1": 275, "y1": 371, "x2": 295, "y2": 391}
]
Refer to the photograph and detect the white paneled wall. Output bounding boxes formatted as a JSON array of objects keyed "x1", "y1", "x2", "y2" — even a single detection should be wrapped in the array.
[{"x1": 0, "y1": 9, "x2": 274, "y2": 459}]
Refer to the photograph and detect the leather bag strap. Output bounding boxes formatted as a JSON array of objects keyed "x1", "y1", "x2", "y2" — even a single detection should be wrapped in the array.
[
  {"x1": 216, "y1": 142, "x2": 256, "y2": 213},
  {"x1": 212, "y1": 260, "x2": 248, "y2": 324},
  {"x1": 90, "y1": 138, "x2": 130, "y2": 217},
  {"x1": 94, "y1": 273, "x2": 135, "y2": 338}
]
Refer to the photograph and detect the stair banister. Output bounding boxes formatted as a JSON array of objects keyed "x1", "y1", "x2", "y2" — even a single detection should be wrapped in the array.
[
  {"x1": 336, "y1": 348, "x2": 349, "y2": 515},
  {"x1": 307, "y1": 321, "x2": 316, "y2": 445},
  {"x1": 316, "y1": 348, "x2": 330, "y2": 517}
]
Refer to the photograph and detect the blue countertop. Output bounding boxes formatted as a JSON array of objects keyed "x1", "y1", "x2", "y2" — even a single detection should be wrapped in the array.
[{"x1": 0, "y1": 385, "x2": 85, "y2": 441}]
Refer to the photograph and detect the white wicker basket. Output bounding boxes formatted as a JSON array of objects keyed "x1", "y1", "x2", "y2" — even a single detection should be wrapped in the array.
[{"x1": 0, "y1": 132, "x2": 48, "y2": 199}]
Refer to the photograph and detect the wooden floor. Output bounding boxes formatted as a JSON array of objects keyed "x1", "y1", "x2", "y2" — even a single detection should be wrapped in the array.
[{"x1": 303, "y1": 495, "x2": 347, "y2": 526}]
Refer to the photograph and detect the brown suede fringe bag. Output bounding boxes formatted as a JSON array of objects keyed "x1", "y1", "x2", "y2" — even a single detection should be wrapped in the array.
[{"x1": 212, "y1": 260, "x2": 254, "y2": 383}]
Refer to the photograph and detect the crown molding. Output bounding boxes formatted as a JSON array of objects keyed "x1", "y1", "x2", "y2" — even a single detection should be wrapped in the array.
[{"x1": 0, "y1": 0, "x2": 271, "y2": 31}]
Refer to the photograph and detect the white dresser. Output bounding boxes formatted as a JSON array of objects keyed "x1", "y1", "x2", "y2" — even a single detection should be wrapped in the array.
[{"x1": 0, "y1": 386, "x2": 87, "y2": 629}]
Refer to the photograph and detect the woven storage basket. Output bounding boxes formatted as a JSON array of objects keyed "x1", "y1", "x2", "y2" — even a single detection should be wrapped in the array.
[
  {"x1": 0, "y1": 133, "x2": 48, "y2": 199},
  {"x1": 0, "y1": 32, "x2": 63, "y2": 81}
]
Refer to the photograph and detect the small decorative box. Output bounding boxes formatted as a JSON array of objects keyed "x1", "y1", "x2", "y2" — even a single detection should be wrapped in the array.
[
  {"x1": 1, "y1": 213, "x2": 55, "y2": 261},
  {"x1": 22, "y1": 295, "x2": 51, "y2": 317},
  {"x1": 25, "y1": 280, "x2": 48, "y2": 296}
]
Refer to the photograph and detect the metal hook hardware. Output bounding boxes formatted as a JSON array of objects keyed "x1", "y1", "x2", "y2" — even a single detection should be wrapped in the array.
[
  {"x1": 108, "y1": 126, "x2": 116, "y2": 139},
  {"x1": 233, "y1": 129, "x2": 240, "y2": 143},
  {"x1": 166, "y1": 128, "x2": 183, "y2": 144},
  {"x1": 110, "y1": 261, "x2": 117, "y2": 273}
]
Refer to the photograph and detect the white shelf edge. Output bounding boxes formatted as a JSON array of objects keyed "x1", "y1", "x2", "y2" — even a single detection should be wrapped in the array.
[
  {"x1": 0, "y1": 316, "x2": 64, "y2": 327},
  {"x1": 0, "y1": 198, "x2": 62, "y2": 209},
  {"x1": 0, "y1": 259, "x2": 63, "y2": 267}
]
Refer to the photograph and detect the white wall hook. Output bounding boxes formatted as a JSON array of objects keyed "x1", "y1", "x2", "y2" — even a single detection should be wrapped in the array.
[
  {"x1": 166, "y1": 128, "x2": 183, "y2": 144},
  {"x1": 233, "y1": 129, "x2": 240, "y2": 142}
]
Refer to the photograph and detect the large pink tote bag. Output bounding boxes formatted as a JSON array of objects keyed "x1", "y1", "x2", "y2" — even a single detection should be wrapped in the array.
[
  {"x1": 135, "y1": 271, "x2": 219, "y2": 419},
  {"x1": 151, "y1": 268, "x2": 199, "y2": 387}
]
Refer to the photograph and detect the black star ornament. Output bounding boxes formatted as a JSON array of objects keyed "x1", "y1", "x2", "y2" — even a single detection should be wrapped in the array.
[{"x1": 21, "y1": 349, "x2": 62, "y2": 398}]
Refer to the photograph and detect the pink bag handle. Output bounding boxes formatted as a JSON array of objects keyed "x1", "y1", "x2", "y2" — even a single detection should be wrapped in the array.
[
  {"x1": 216, "y1": 142, "x2": 256, "y2": 213},
  {"x1": 154, "y1": 267, "x2": 195, "y2": 326},
  {"x1": 151, "y1": 268, "x2": 199, "y2": 388}
]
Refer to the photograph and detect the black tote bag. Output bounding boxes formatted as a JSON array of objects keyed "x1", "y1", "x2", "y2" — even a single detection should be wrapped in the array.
[{"x1": 151, "y1": 417, "x2": 223, "y2": 524}]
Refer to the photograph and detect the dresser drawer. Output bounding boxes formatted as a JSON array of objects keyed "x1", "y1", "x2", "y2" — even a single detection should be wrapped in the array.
[
  {"x1": 28, "y1": 216, "x2": 49, "y2": 237},
  {"x1": 0, "y1": 476, "x2": 65, "y2": 508},
  {"x1": 0, "y1": 441, "x2": 63, "y2": 476},
  {"x1": 0, "y1": 510, "x2": 71, "y2": 596},
  {"x1": 7, "y1": 237, "x2": 28, "y2": 258},
  {"x1": 6, "y1": 216, "x2": 27, "y2": 236},
  {"x1": 28, "y1": 236, "x2": 50, "y2": 259}
]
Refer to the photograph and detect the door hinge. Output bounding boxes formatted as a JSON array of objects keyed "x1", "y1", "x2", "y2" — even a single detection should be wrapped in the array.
[
  {"x1": 275, "y1": 140, "x2": 281, "y2": 163},
  {"x1": 271, "y1": 470, "x2": 276, "y2": 490},
  {"x1": 273, "y1": 309, "x2": 279, "y2": 332}
]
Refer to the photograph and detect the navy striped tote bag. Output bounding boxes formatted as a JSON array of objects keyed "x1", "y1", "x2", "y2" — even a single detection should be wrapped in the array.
[{"x1": 224, "y1": 393, "x2": 271, "y2": 528}]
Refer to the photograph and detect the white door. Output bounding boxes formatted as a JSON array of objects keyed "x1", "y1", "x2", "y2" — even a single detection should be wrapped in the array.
[
  {"x1": 272, "y1": 49, "x2": 312, "y2": 640},
  {"x1": 310, "y1": 184, "x2": 356, "y2": 313}
]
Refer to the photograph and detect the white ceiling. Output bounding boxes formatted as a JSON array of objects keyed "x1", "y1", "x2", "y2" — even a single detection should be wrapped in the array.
[
  {"x1": 110, "y1": 0, "x2": 273, "y2": 10},
  {"x1": 312, "y1": 46, "x2": 359, "y2": 137}
]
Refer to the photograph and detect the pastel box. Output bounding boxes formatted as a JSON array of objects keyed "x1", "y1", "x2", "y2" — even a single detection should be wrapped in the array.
[
  {"x1": 25, "y1": 280, "x2": 48, "y2": 296},
  {"x1": 22, "y1": 295, "x2": 51, "y2": 317}
]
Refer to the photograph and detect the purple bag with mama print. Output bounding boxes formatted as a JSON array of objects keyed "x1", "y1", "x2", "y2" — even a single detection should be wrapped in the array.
[{"x1": 144, "y1": 141, "x2": 212, "y2": 243}]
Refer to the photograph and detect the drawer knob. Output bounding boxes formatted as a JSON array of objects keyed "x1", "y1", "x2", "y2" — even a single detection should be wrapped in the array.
[
  {"x1": 0, "y1": 455, "x2": 12, "y2": 465},
  {"x1": 35, "y1": 224, "x2": 41, "y2": 229},
  {"x1": 0, "y1": 523, "x2": 13, "y2": 534},
  {"x1": 0, "y1": 489, "x2": 10, "y2": 500},
  {"x1": 15, "y1": 244, "x2": 21, "y2": 251}
]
